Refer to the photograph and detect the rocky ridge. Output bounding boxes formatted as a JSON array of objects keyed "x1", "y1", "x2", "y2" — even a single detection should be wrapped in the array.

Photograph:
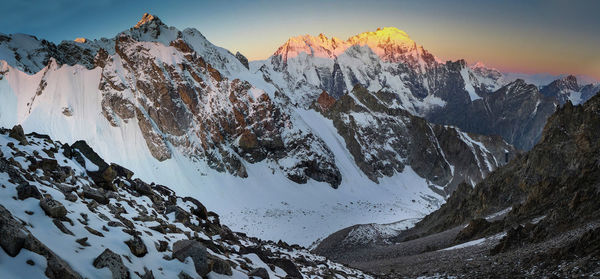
[
  {"x1": 314, "y1": 91, "x2": 600, "y2": 277},
  {"x1": 0, "y1": 126, "x2": 372, "y2": 278},
  {"x1": 313, "y1": 86, "x2": 515, "y2": 191}
]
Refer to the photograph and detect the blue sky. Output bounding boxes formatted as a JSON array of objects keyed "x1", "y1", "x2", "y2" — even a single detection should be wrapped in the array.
[{"x1": 1, "y1": 0, "x2": 599, "y2": 79}]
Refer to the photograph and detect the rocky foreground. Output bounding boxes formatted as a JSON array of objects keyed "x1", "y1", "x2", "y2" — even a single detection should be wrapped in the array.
[
  {"x1": 315, "y1": 93, "x2": 600, "y2": 278},
  {"x1": 0, "y1": 125, "x2": 372, "y2": 279}
]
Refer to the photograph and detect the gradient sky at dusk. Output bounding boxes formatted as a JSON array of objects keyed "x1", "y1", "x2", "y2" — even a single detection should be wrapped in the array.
[{"x1": 1, "y1": 0, "x2": 599, "y2": 80}]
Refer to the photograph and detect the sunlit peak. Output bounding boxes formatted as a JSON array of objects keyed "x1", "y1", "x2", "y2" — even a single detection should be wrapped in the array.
[
  {"x1": 134, "y1": 13, "x2": 157, "y2": 29},
  {"x1": 73, "y1": 37, "x2": 87, "y2": 44}
]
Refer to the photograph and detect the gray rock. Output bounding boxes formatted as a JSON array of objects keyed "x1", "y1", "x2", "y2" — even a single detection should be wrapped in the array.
[
  {"x1": 52, "y1": 219, "x2": 74, "y2": 235},
  {"x1": 82, "y1": 185, "x2": 109, "y2": 204},
  {"x1": 125, "y1": 236, "x2": 147, "y2": 257},
  {"x1": 0, "y1": 205, "x2": 27, "y2": 256},
  {"x1": 40, "y1": 198, "x2": 67, "y2": 219},
  {"x1": 76, "y1": 237, "x2": 90, "y2": 247},
  {"x1": 210, "y1": 256, "x2": 232, "y2": 275},
  {"x1": 45, "y1": 252, "x2": 83, "y2": 279},
  {"x1": 165, "y1": 205, "x2": 190, "y2": 223},
  {"x1": 172, "y1": 240, "x2": 209, "y2": 277},
  {"x1": 249, "y1": 267, "x2": 270, "y2": 279},
  {"x1": 9, "y1": 125, "x2": 28, "y2": 145},
  {"x1": 16, "y1": 183, "x2": 41, "y2": 200},
  {"x1": 235, "y1": 51, "x2": 249, "y2": 69},
  {"x1": 140, "y1": 268, "x2": 154, "y2": 279},
  {"x1": 93, "y1": 249, "x2": 130, "y2": 279}
]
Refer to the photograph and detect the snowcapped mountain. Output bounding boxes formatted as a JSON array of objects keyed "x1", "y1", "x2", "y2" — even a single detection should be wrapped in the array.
[
  {"x1": 254, "y1": 28, "x2": 570, "y2": 150},
  {"x1": 540, "y1": 75, "x2": 600, "y2": 105},
  {"x1": 0, "y1": 14, "x2": 515, "y2": 245},
  {"x1": 255, "y1": 27, "x2": 504, "y2": 112}
]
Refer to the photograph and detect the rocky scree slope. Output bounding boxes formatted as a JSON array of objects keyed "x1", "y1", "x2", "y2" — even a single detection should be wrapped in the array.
[
  {"x1": 408, "y1": 91, "x2": 600, "y2": 239},
  {"x1": 0, "y1": 125, "x2": 373, "y2": 279}
]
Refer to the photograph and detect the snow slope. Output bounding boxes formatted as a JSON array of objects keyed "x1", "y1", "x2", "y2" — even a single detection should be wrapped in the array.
[{"x1": 0, "y1": 59, "x2": 443, "y2": 246}]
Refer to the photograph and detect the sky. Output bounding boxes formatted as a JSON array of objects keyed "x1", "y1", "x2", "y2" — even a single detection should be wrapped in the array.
[{"x1": 1, "y1": 0, "x2": 599, "y2": 81}]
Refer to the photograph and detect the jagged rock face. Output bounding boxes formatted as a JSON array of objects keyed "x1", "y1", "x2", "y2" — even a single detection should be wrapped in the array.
[
  {"x1": 314, "y1": 86, "x2": 515, "y2": 191},
  {"x1": 411, "y1": 91, "x2": 600, "y2": 238},
  {"x1": 541, "y1": 75, "x2": 580, "y2": 104},
  {"x1": 97, "y1": 33, "x2": 341, "y2": 186},
  {"x1": 0, "y1": 15, "x2": 514, "y2": 191},
  {"x1": 0, "y1": 128, "x2": 372, "y2": 278},
  {"x1": 432, "y1": 126, "x2": 516, "y2": 192},
  {"x1": 428, "y1": 79, "x2": 558, "y2": 150},
  {"x1": 235, "y1": 51, "x2": 249, "y2": 69},
  {"x1": 315, "y1": 86, "x2": 450, "y2": 185},
  {"x1": 541, "y1": 75, "x2": 600, "y2": 106},
  {"x1": 580, "y1": 83, "x2": 600, "y2": 103}
]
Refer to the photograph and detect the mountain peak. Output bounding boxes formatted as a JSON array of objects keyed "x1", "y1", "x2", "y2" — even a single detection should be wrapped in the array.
[
  {"x1": 134, "y1": 13, "x2": 159, "y2": 29},
  {"x1": 73, "y1": 37, "x2": 87, "y2": 44},
  {"x1": 471, "y1": 61, "x2": 490, "y2": 69},
  {"x1": 548, "y1": 74, "x2": 579, "y2": 90},
  {"x1": 348, "y1": 27, "x2": 414, "y2": 47},
  {"x1": 562, "y1": 74, "x2": 578, "y2": 84},
  {"x1": 274, "y1": 27, "x2": 421, "y2": 63}
]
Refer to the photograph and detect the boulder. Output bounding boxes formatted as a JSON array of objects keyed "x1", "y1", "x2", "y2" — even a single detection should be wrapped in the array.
[
  {"x1": 210, "y1": 256, "x2": 232, "y2": 275},
  {"x1": 271, "y1": 258, "x2": 301, "y2": 278},
  {"x1": 165, "y1": 205, "x2": 190, "y2": 223},
  {"x1": 172, "y1": 240, "x2": 209, "y2": 276},
  {"x1": 125, "y1": 236, "x2": 148, "y2": 257},
  {"x1": 53, "y1": 219, "x2": 74, "y2": 235},
  {"x1": 45, "y1": 252, "x2": 83, "y2": 279},
  {"x1": 248, "y1": 267, "x2": 270, "y2": 279},
  {"x1": 75, "y1": 237, "x2": 90, "y2": 247},
  {"x1": 16, "y1": 183, "x2": 41, "y2": 200},
  {"x1": 93, "y1": 249, "x2": 130, "y2": 279},
  {"x1": 9, "y1": 125, "x2": 28, "y2": 145},
  {"x1": 110, "y1": 163, "x2": 134, "y2": 179},
  {"x1": 40, "y1": 198, "x2": 68, "y2": 219},
  {"x1": 182, "y1": 197, "x2": 208, "y2": 220},
  {"x1": 82, "y1": 186, "x2": 109, "y2": 204},
  {"x1": 0, "y1": 205, "x2": 27, "y2": 256},
  {"x1": 71, "y1": 140, "x2": 109, "y2": 170}
]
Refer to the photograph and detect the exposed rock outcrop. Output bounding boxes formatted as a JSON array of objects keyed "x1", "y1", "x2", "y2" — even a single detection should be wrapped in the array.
[{"x1": 0, "y1": 128, "x2": 371, "y2": 278}]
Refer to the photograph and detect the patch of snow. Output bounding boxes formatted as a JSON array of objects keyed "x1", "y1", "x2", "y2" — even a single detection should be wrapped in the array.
[
  {"x1": 442, "y1": 232, "x2": 506, "y2": 251},
  {"x1": 460, "y1": 67, "x2": 481, "y2": 101}
]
